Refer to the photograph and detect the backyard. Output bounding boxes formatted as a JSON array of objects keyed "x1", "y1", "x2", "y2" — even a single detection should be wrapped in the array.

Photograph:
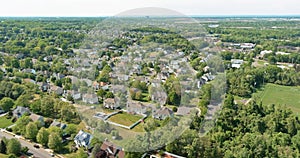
[
  {"x1": 0, "y1": 116, "x2": 13, "y2": 128},
  {"x1": 108, "y1": 112, "x2": 143, "y2": 127}
]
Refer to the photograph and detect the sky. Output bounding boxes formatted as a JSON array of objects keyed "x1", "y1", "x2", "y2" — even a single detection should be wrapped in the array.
[{"x1": 0, "y1": 0, "x2": 300, "y2": 17}]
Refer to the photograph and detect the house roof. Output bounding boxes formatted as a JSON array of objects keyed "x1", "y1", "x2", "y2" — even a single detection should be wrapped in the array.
[
  {"x1": 155, "y1": 107, "x2": 173, "y2": 116},
  {"x1": 30, "y1": 113, "x2": 43, "y2": 122},
  {"x1": 128, "y1": 101, "x2": 147, "y2": 110},
  {"x1": 100, "y1": 140, "x2": 125, "y2": 158},
  {"x1": 50, "y1": 85, "x2": 63, "y2": 91},
  {"x1": 13, "y1": 106, "x2": 30, "y2": 117},
  {"x1": 74, "y1": 130, "x2": 93, "y2": 147},
  {"x1": 92, "y1": 81, "x2": 100, "y2": 86},
  {"x1": 83, "y1": 93, "x2": 98, "y2": 99},
  {"x1": 176, "y1": 107, "x2": 194, "y2": 116},
  {"x1": 104, "y1": 98, "x2": 115, "y2": 104},
  {"x1": 50, "y1": 120, "x2": 67, "y2": 129}
]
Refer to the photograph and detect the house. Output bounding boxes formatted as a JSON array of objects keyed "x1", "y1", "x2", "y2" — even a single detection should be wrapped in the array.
[
  {"x1": 52, "y1": 73, "x2": 65, "y2": 80},
  {"x1": 92, "y1": 81, "x2": 100, "y2": 90},
  {"x1": 117, "y1": 74, "x2": 129, "y2": 81},
  {"x1": 275, "y1": 51, "x2": 290, "y2": 56},
  {"x1": 29, "y1": 113, "x2": 45, "y2": 126},
  {"x1": 231, "y1": 59, "x2": 244, "y2": 68},
  {"x1": 176, "y1": 107, "x2": 194, "y2": 116},
  {"x1": 153, "y1": 107, "x2": 174, "y2": 120},
  {"x1": 64, "y1": 90, "x2": 81, "y2": 100},
  {"x1": 208, "y1": 24, "x2": 219, "y2": 28},
  {"x1": 203, "y1": 66, "x2": 210, "y2": 73},
  {"x1": 100, "y1": 140, "x2": 125, "y2": 158},
  {"x1": 99, "y1": 82, "x2": 108, "y2": 87},
  {"x1": 82, "y1": 93, "x2": 99, "y2": 104},
  {"x1": 203, "y1": 73, "x2": 215, "y2": 81},
  {"x1": 43, "y1": 56, "x2": 53, "y2": 62},
  {"x1": 110, "y1": 85, "x2": 127, "y2": 94},
  {"x1": 151, "y1": 91, "x2": 167, "y2": 106},
  {"x1": 37, "y1": 82, "x2": 50, "y2": 92},
  {"x1": 74, "y1": 130, "x2": 93, "y2": 149},
  {"x1": 13, "y1": 106, "x2": 30, "y2": 118},
  {"x1": 49, "y1": 85, "x2": 64, "y2": 95},
  {"x1": 259, "y1": 50, "x2": 272, "y2": 58},
  {"x1": 197, "y1": 78, "x2": 207, "y2": 88},
  {"x1": 23, "y1": 78, "x2": 36, "y2": 84},
  {"x1": 15, "y1": 53, "x2": 25, "y2": 59},
  {"x1": 131, "y1": 64, "x2": 142, "y2": 75},
  {"x1": 150, "y1": 151, "x2": 186, "y2": 158},
  {"x1": 104, "y1": 98, "x2": 120, "y2": 110},
  {"x1": 81, "y1": 79, "x2": 93, "y2": 86},
  {"x1": 127, "y1": 101, "x2": 148, "y2": 115},
  {"x1": 50, "y1": 119, "x2": 67, "y2": 130},
  {"x1": 240, "y1": 43, "x2": 256, "y2": 49},
  {"x1": 22, "y1": 69, "x2": 36, "y2": 74}
]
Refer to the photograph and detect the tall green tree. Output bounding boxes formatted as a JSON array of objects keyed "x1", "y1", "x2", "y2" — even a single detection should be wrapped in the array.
[
  {"x1": 6, "y1": 139, "x2": 21, "y2": 155},
  {"x1": 25, "y1": 122, "x2": 38, "y2": 141},
  {"x1": 0, "y1": 97, "x2": 14, "y2": 112},
  {"x1": 36, "y1": 127, "x2": 49, "y2": 146},
  {"x1": 0, "y1": 139, "x2": 6, "y2": 154},
  {"x1": 48, "y1": 132, "x2": 62, "y2": 152}
]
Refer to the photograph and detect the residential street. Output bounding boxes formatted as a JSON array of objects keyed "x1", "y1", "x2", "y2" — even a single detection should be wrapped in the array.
[{"x1": 0, "y1": 130, "x2": 53, "y2": 158}]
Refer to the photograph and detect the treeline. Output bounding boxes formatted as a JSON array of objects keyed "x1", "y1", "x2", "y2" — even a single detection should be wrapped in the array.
[
  {"x1": 0, "y1": 18, "x2": 99, "y2": 58},
  {"x1": 227, "y1": 66, "x2": 300, "y2": 97},
  {"x1": 165, "y1": 95, "x2": 300, "y2": 157}
]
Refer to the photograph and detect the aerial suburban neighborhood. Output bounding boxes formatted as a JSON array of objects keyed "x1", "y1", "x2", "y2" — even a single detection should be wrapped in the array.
[{"x1": 0, "y1": 3, "x2": 300, "y2": 158}]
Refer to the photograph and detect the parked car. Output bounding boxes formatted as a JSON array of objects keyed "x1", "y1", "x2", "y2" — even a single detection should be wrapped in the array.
[{"x1": 33, "y1": 144, "x2": 40, "y2": 148}]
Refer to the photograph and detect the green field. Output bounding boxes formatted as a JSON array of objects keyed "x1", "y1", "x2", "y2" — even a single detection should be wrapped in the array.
[
  {"x1": 0, "y1": 154, "x2": 8, "y2": 158},
  {"x1": 108, "y1": 112, "x2": 143, "y2": 126},
  {"x1": 0, "y1": 116, "x2": 13, "y2": 128},
  {"x1": 253, "y1": 84, "x2": 300, "y2": 114}
]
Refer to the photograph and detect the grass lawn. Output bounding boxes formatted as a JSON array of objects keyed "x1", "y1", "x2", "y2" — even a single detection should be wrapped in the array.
[
  {"x1": 234, "y1": 95, "x2": 249, "y2": 105},
  {"x1": 253, "y1": 83, "x2": 300, "y2": 114},
  {"x1": 108, "y1": 112, "x2": 143, "y2": 126},
  {"x1": 0, "y1": 116, "x2": 13, "y2": 128},
  {"x1": 0, "y1": 154, "x2": 8, "y2": 158}
]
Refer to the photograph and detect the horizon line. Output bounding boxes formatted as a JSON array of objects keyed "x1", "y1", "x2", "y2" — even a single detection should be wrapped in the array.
[{"x1": 1, "y1": 14, "x2": 300, "y2": 18}]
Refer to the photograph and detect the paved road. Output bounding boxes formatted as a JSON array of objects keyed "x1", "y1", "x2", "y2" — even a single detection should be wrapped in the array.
[{"x1": 0, "y1": 130, "x2": 53, "y2": 158}]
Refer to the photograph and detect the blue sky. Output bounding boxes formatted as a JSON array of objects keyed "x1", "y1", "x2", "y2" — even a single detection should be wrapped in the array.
[{"x1": 1, "y1": 0, "x2": 299, "y2": 16}]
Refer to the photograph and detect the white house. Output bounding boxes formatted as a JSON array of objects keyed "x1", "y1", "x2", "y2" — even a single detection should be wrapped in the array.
[{"x1": 74, "y1": 130, "x2": 93, "y2": 149}]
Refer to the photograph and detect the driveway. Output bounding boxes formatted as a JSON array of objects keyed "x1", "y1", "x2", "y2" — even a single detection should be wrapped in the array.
[{"x1": 0, "y1": 130, "x2": 54, "y2": 158}]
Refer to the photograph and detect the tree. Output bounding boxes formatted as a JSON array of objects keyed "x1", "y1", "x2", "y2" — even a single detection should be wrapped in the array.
[
  {"x1": 48, "y1": 132, "x2": 62, "y2": 152},
  {"x1": 76, "y1": 148, "x2": 88, "y2": 158},
  {"x1": 0, "y1": 139, "x2": 6, "y2": 154},
  {"x1": 105, "y1": 92, "x2": 114, "y2": 99},
  {"x1": 40, "y1": 97, "x2": 55, "y2": 117},
  {"x1": 21, "y1": 146, "x2": 29, "y2": 154},
  {"x1": 11, "y1": 59, "x2": 20, "y2": 68},
  {"x1": 6, "y1": 139, "x2": 21, "y2": 155},
  {"x1": 15, "y1": 94, "x2": 31, "y2": 108},
  {"x1": 13, "y1": 116, "x2": 31, "y2": 135},
  {"x1": 36, "y1": 127, "x2": 49, "y2": 146},
  {"x1": 0, "y1": 97, "x2": 14, "y2": 112},
  {"x1": 64, "y1": 124, "x2": 78, "y2": 137},
  {"x1": 97, "y1": 89, "x2": 106, "y2": 99},
  {"x1": 268, "y1": 56, "x2": 277, "y2": 65},
  {"x1": 292, "y1": 131, "x2": 300, "y2": 151},
  {"x1": 25, "y1": 122, "x2": 38, "y2": 141},
  {"x1": 168, "y1": 91, "x2": 180, "y2": 106},
  {"x1": 224, "y1": 94, "x2": 235, "y2": 109}
]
